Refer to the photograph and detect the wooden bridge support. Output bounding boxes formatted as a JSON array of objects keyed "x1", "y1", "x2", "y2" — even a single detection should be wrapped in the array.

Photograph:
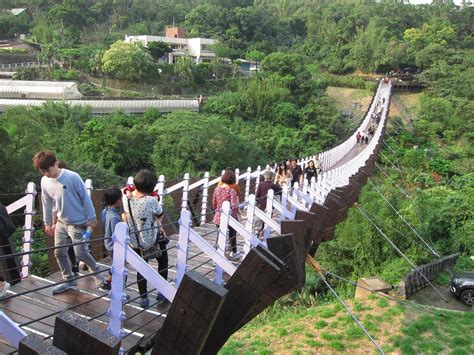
[
  {"x1": 52, "y1": 311, "x2": 121, "y2": 355},
  {"x1": 19, "y1": 334, "x2": 66, "y2": 355},
  {"x1": 152, "y1": 271, "x2": 228, "y2": 355},
  {"x1": 201, "y1": 246, "x2": 283, "y2": 353}
]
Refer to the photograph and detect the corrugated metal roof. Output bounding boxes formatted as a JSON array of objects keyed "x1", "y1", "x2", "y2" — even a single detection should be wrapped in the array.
[
  {"x1": 0, "y1": 80, "x2": 82, "y2": 99},
  {"x1": 0, "y1": 99, "x2": 199, "y2": 114}
]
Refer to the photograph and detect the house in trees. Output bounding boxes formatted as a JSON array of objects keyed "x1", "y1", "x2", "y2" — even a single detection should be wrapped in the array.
[{"x1": 125, "y1": 27, "x2": 216, "y2": 64}]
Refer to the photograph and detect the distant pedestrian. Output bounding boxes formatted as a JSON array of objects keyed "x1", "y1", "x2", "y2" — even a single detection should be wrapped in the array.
[
  {"x1": 100, "y1": 187, "x2": 122, "y2": 291},
  {"x1": 314, "y1": 155, "x2": 322, "y2": 175},
  {"x1": 274, "y1": 162, "x2": 292, "y2": 188},
  {"x1": 365, "y1": 135, "x2": 369, "y2": 145},
  {"x1": 304, "y1": 160, "x2": 318, "y2": 183},
  {"x1": 356, "y1": 131, "x2": 361, "y2": 144},
  {"x1": 289, "y1": 159, "x2": 303, "y2": 187},
  {"x1": 254, "y1": 171, "x2": 282, "y2": 238},
  {"x1": 212, "y1": 169, "x2": 240, "y2": 258},
  {"x1": 218, "y1": 167, "x2": 242, "y2": 200}
]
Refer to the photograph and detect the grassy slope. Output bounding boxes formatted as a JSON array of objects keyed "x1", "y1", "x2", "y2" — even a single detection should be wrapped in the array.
[{"x1": 220, "y1": 294, "x2": 474, "y2": 354}]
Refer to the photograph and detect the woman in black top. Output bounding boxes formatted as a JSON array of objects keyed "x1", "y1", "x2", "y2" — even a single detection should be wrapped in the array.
[{"x1": 304, "y1": 160, "x2": 318, "y2": 183}]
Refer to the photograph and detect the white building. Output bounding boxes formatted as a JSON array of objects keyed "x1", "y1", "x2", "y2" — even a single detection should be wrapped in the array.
[{"x1": 125, "y1": 28, "x2": 216, "y2": 64}]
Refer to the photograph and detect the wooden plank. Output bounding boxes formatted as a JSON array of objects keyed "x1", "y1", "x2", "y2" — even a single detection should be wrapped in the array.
[
  {"x1": 280, "y1": 220, "x2": 307, "y2": 279},
  {"x1": 19, "y1": 334, "x2": 66, "y2": 355},
  {"x1": 238, "y1": 234, "x2": 301, "y2": 328},
  {"x1": 53, "y1": 311, "x2": 121, "y2": 355},
  {"x1": 152, "y1": 271, "x2": 227, "y2": 355},
  {"x1": 201, "y1": 247, "x2": 282, "y2": 353},
  {"x1": 294, "y1": 210, "x2": 318, "y2": 254}
]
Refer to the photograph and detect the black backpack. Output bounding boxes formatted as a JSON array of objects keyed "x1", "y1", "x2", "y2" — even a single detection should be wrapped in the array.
[{"x1": 0, "y1": 203, "x2": 16, "y2": 241}]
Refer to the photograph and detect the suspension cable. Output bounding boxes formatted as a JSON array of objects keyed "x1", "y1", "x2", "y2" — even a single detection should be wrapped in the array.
[
  {"x1": 368, "y1": 179, "x2": 439, "y2": 258},
  {"x1": 356, "y1": 206, "x2": 447, "y2": 302},
  {"x1": 375, "y1": 164, "x2": 411, "y2": 199},
  {"x1": 306, "y1": 256, "x2": 385, "y2": 355}
]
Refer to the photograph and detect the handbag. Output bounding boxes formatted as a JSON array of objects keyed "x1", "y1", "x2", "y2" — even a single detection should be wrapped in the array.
[
  {"x1": 127, "y1": 198, "x2": 162, "y2": 261},
  {"x1": 157, "y1": 230, "x2": 170, "y2": 245}
]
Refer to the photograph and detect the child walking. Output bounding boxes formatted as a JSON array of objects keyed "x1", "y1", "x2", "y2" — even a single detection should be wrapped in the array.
[{"x1": 100, "y1": 187, "x2": 122, "y2": 291}]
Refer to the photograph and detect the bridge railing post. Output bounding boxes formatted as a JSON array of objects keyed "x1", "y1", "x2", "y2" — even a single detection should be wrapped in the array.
[
  {"x1": 175, "y1": 210, "x2": 191, "y2": 287},
  {"x1": 157, "y1": 175, "x2": 165, "y2": 207},
  {"x1": 181, "y1": 173, "x2": 190, "y2": 212},
  {"x1": 264, "y1": 189, "x2": 275, "y2": 241},
  {"x1": 244, "y1": 195, "x2": 256, "y2": 256},
  {"x1": 254, "y1": 166, "x2": 261, "y2": 191},
  {"x1": 21, "y1": 182, "x2": 36, "y2": 279},
  {"x1": 200, "y1": 172, "x2": 210, "y2": 225},
  {"x1": 244, "y1": 167, "x2": 251, "y2": 202},
  {"x1": 85, "y1": 179, "x2": 93, "y2": 197},
  {"x1": 215, "y1": 201, "x2": 230, "y2": 285},
  {"x1": 108, "y1": 222, "x2": 129, "y2": 346}
]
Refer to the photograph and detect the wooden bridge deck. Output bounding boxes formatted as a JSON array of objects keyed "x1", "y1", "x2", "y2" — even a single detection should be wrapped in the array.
[
  {"x1": 0, "y1": 223, "x2": 248, "y2": 353},
  {"x1": 0, "y1": 139, "x2": 367, "y2": 353}
]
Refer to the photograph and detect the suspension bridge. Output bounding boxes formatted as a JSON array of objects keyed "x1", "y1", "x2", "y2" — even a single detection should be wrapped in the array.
[{"x1": 0, "y1": 79, "x2": 432, "y2": 354}]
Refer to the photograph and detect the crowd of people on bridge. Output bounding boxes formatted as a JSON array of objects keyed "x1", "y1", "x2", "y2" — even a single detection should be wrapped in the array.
[
  {"x1": 32, "y1": 150, "x2": 170, "y2": 308},
  {"x1": 11, "y1": 149, "x2": 327, "y2": 307}
]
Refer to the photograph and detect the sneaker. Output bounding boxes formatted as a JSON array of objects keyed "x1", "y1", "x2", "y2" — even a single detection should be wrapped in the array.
[
  {"x1": 123, "y1": 294, "x2": 131, "y2": 303},
  {"x1": 72, "y1": 263, "x2": 79, "y2": 275},
  {"x1": 0, "y1": 281, "x2": 11, "y2": 298},
  {"x1": 229, "y1": 251, "x2": 240, "y2": 259},
  {"x1": 156, "y1": 293, "x2": 169, "y2": 305},
  {"x1": 139, "y1": 296, "x2": 150, "y2": 309},
  {"x1": 79, "y1": 261, "x2": 89, "y2": 271},
  {"x1": 52, "y1": 280, "x2": 77, "y2": 294},
  {"x1": 99, "y1": 281, "x2": 111, "y2": 291}
]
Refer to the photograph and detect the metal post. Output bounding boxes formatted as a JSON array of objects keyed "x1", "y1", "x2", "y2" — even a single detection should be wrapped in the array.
[
  {"x1": 21, "y1": 182, "x2": 36, "y2": 279},
  {"x1": 215, "y1": 201, "x2": 230, "y2": 285},
  {"x1": 107, "y1": 222, "x2": 129, "y2": 344},
  {"x1": 254, "y1": 166, "x2": 261, "y2": 191},
  {"x1": 85, "y1": 179, "x2": 93, "y2": 197},
  {"x1": 244, "y1": 167, "x2": 251, "y2": 202},
  {"x1": 175, "y1": 210, "x2": 191, "y2": 287},
  {"x1": 244, "y1": 195, "x2": 256, "y2": 255},
  {"x1": 181, "y1": 173, "x2": 190, "y2": 212},
  {"x1": 157, "y1": 175, "x2": 165, "y2": 207},
  {"x1": 200, "y1": 172, "x2": 210, "y2": 225}
]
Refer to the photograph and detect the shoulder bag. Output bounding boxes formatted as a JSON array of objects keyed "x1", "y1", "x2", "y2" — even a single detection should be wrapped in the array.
[{"x1": 127, "y1": 198, "x2": 162, "y2": 261}]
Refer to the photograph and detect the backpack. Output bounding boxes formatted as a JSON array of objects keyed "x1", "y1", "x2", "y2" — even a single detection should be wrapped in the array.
[{"x1": 0, "y1": 203, "x2": 16, "y2": 241}]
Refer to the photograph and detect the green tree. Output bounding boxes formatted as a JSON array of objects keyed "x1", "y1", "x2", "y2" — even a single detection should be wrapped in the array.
[
  {"x1": 101, "y1": 40, "x2": 157, "y2": 81},
  {"x1": 174, "y1": 56, "x2": 194, "y2": 82},
  {"x1": 245, "y1": 49, "x2": 265, "y2": 73},
  {"x1": 149, "y1": 112, "x2": 265, "y2": 178},
  {"x1": 146, "y1": 41, "x2": 173, "y2": 62}
]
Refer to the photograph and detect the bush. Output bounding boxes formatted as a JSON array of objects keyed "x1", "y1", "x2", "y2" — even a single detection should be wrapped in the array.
[
  {"x1": 0, "y1": 48, "x2": 28, "y2": 54},
  {"x1": 322, "y1": 73, "x2": 377, "y2": 90}
]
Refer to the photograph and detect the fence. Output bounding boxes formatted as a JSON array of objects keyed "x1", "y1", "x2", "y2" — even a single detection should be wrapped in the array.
[
  {"x1": 0, "y1": 62, "x2": 40, "y2": 71},
  {"x1": 403, "y1": 253, "x2": 460, "y2": 298}
]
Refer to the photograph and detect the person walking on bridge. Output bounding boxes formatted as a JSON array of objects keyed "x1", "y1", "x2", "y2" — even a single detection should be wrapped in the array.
[{"x1": 33, "y1": 150, "x2": 104, "y2": 294}]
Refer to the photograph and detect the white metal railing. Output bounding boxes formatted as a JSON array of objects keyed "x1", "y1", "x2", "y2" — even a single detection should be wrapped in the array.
[
  {"x1": 0, "y1": 62, "x2": 40, "y2": 71},
  {"x1": 5, "y1": 182, "x2": 36, "y2": 279}
]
